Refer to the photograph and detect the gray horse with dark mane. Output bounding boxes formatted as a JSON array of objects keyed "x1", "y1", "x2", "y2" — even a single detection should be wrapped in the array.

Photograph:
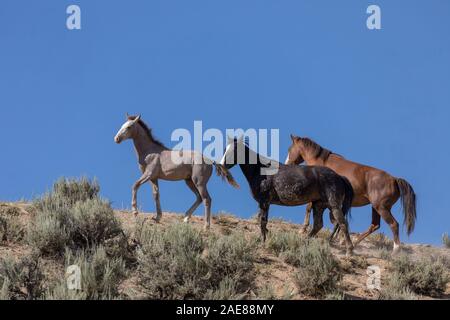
[{"x1": 114, "y1": 114, "x2": 238, "y2": 229}]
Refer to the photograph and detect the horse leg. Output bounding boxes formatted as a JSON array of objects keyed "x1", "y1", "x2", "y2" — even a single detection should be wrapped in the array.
[
  {"x1": 259, "y1": 202, "x2": 270, "y2": 242},
  {"x1": 301, "y1": 202, "x2": 313, "y2": 233},
  {"x1": 376, "y1": 205, "x2": 401, "y2": 253},
  {"x1": 183, "y1": 179, "x2": 202, "y2": 223},
  {"x1": 328, "y1": 210, "x2": 340, "y2": 243},
  {"x1": 308, "y1": 203, "x2": 324, "y2": 238},
  {"x1": 131, "y1": 172, "x2": 152, "y2": 216},
  {"x1": 353, "y1": 207, "x2": 381, "y2": 247},
  {"x1": 195, "y1": 183, "x2": 212, "y2": 230},
  {"x1": 331, "y1": 208, "x2": 353, "y2": 256},
  {"x1": 150, "y1": 180, "x2": 162, "y2": 222}
]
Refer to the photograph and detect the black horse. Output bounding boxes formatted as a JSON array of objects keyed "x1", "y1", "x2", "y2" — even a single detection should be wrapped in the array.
[{"x1": 220, "y1": 137, "x2": 354, "y2": 255}]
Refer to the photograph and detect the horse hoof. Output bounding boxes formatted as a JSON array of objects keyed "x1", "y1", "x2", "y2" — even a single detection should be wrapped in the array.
[
  {"x1": 152, "y1": 216, "x2": 161, "y2": 223},
  {"x1": 392, "y1": 243, "x2": 401, "y2": 254},
  {"x1": 203, "y1": 225, "x2": 211, "y2": 231},
  {"x1": 132, "y1": 210, "x2": 139, "y2": 216},
  {"x1": 183, "y1": 217, "x2": 190, "y2": 223}
]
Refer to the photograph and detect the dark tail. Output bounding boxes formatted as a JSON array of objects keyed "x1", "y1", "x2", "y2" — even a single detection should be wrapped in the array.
[
  {"x1": 341, "y1": 177, "x2": 353, "y2": 222},
  {"x1": 214, "y1": 163, "x2": 240, "y2": 189},
  {"x1": 396, "y1": 178, "x2": 417, "y2": 235}
]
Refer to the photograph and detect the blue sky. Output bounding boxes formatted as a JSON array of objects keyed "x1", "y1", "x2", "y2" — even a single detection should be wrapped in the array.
[{"x1": 1, "y1": 1, "x2": 449, "y2": 245}]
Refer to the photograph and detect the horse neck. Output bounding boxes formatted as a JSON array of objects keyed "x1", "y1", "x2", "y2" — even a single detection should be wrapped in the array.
[
  {"x1": 238, "y1": 147, "x2": 264, "y2": 183},
  {"x1": 132, "y1": 126, "x2": 168, "y2": 165},
  {"x1": 300, "y1": 146, "x2": 325, "y2": 166}
]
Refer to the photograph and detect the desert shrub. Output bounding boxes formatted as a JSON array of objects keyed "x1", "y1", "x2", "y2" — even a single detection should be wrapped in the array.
[
  {"x1": 70, "y1": 199, "x2": 122, "y2": 248},
  {"x1": 443, "y1": 233, "x2": 450, "y2": 249},
  {"x1": 292, "y1": 239, "x2": 342, "y2": 297},
  {"x1": 256, "y1": 283, "x2": 276, "y2": 300},
  {"x1": 388, "y1": 254, "x2": 449, "y2": 297},
  {"x1": 266, "y1": 230, "x2": 306, "y2": 257},
  {"x1": 369, "y1": 233, "x2": 392, "y2": 251},
  {"x1": 268, "y1": 231, "x2": 341, "y2": 297},
  {"x1": 44, "y1": 281, "x2": 87, "y2": 300},
  {"x1": 205, "y1": 233, "x2": 255, "y2": 284},
  {"x1": 137, "y1": 223, "x2": 256, "y2": 299},
  {"x1": 27, "y1": 209, "x2": 71, "y2": 256},
  {"x1": 0, "y1": 252, "x2": 44, "y2": 300},
  {"x1": 379, "y1": 276, "x2": 418, "y2": 300},
  {"x1": 0, "y1": 205, "x2": 25, "y2": 243},
  {"x1": 64, "y1": 246, "x2": 126, "y2": 300},
  {"x1": 34, "y1": 177, "x2": 99, "y2": 211},
  {"x1": 28, "y1": 178, "x2": 123, "y2": 256}
]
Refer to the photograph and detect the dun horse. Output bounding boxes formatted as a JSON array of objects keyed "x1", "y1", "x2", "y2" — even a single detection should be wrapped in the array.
[
  {"x1": 285, "y1": 135, "x2": 417, "y2": 252},
  {"x1": 114, "y1": 114, "x2": 238, "y2": 229},
  {"x1": 221, "y1": 137, "x2": 354, "y2": 255}
]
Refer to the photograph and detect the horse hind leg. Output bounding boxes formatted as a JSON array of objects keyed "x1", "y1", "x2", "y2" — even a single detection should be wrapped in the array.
[
  {"x1": 331, "y1": 207, "x2": 354, "y2": 256},
  {"x1": 308, "y1": 202, "x2": 325, "y2": 238},
  {"x1": 183, "y1": 179, "x2": 202, "y2": 223},
  {"x1": 353, "y1": 207, "x2": 381, "y2": 247},
  {"x1": 150, "y1": 180, "x2": 162, "y2": 222},
  {"x1": 194, "y1": 182, "x2": 212, "y2": 230},
  {"x1": 375, "y1": 205, "x2": 401, "y2": 253}
]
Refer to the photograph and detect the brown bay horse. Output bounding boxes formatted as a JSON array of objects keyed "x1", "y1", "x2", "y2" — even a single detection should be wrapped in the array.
[
  {"x1": 114, "y1": 114, "x2": 239, "y2": 229},
  {"x1": 285, "y1": 135, "x2": 416, "y2": 252}
]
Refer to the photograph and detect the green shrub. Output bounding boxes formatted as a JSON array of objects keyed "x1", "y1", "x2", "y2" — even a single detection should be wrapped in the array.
[
  {"x1": 70, "y1": 199, "x2": 122, "y2": 248},
  {"x1": 388, "y1": 254, "x2": 449, "y2": 297},
  {"x1": 268, "y1": 230, "x2": 341, "y2": 297},
  {"x1": 0, "y1": 252, "x2": 44, "y2": 300},
  {"x1": 28, "y1": 178, "x2": 123, "y2": 256},
  {"x1": 64, "y1": 246, "x2": 126, "y2": 300},
  {"x1": 44, "y1": 281, "x2": 87, "y2": 300},
  {"x1": 27, "y1": 209, "x2": 71, "y2": 256},
  {"x1": 0, "y1": 205, "x2": 24, "y2": 243},
  {"x1": 293, "y1": 239, "x2": 342, "y2": 297},
  {"x1": 266, "y1": 230, "x2": 306, "y2": 256},
  {"x1": 443, "y1": 233, "x2": 450, "y2": 249},
  {"x1": 379, "y1": 276, "x2": 418, "y2": 300},
  {"x1": 34, "y1": 177, "x2": 99, "y2": 211},
  {"x1": 137, "y1": 223, "x2": 256, "y2": 300},
  {"x1": 369, "y1": 233, "x2": 392, "y2": 251}
]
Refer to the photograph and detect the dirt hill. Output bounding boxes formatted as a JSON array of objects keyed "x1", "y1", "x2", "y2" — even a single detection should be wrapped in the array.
[{"x1": 1, "y1": 201, "x2": 449, "y2": 300}]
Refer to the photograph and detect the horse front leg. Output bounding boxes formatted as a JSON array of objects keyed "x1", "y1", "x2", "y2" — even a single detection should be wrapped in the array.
[
  {"x1": 259, "y1": 202, "x2": 270, "y2": 242},
  {"x1": 150, "y1": 180, "x2": 162, "y2": 222},
  {"x1": 301, "y1": 202, "x2": 313, "y2": 233},
  {"x1": 131, "y1": 173, "x2": 152, "y2": 216}
]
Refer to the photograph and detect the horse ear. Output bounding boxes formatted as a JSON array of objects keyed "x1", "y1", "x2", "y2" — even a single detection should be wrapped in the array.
[
  {"x1": 290, "y1": 134, "x2": 300, "y2": 142},
  {"x1": 133, "y1": 114, "x2": 141, "y2": 123},
  {"x1": 125, "y1": 112, "x2": 130, "y2": 120}
]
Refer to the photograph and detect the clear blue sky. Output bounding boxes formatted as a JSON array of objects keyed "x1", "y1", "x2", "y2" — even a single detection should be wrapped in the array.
[{"x1": 1, "y1": 1, "x2": 449, "y2": 245}]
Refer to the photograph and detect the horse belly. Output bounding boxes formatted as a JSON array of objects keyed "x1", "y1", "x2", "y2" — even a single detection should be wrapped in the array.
[{"x1": 274, "y1": 184, "x2": 316, "y2": 206}]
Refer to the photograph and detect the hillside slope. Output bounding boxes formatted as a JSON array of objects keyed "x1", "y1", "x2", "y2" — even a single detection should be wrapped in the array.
[{"x1": 1, "y1": 201, "x2": 449, "y2": 300}]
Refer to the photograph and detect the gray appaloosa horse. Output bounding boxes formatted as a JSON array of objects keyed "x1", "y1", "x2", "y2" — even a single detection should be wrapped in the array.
[{"x1": 114, "y1": 114, "x2": 239, "y2": 229}]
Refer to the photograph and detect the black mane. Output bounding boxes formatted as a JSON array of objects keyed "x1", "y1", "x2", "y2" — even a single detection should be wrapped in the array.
[{"x1": 128, "y1": 116, "x2": 166, "y2": 148}]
